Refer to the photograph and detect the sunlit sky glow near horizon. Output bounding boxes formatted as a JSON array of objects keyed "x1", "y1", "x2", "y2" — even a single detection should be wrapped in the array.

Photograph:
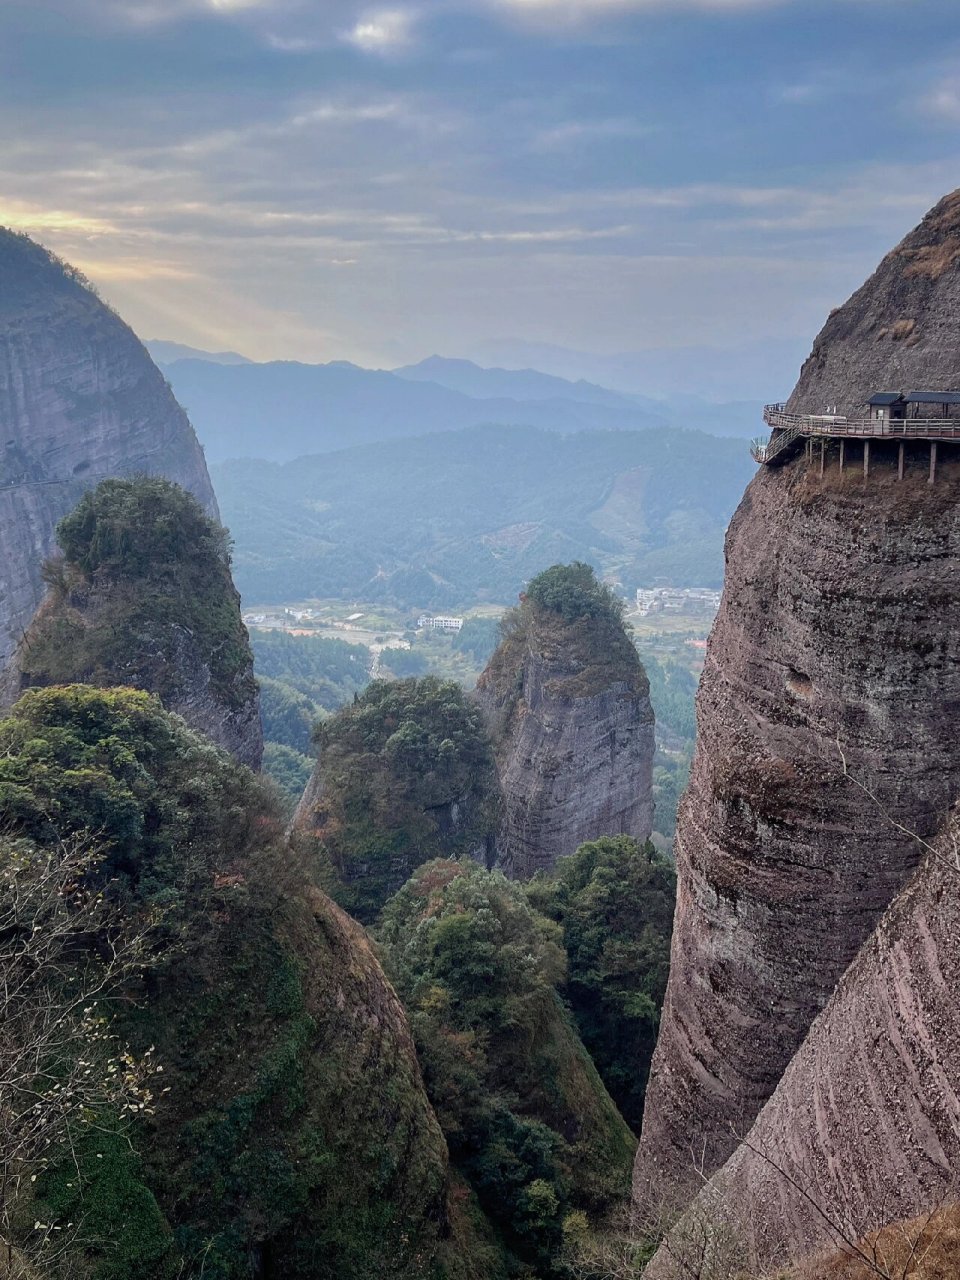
[{"x1": 3, "y1": 0, "x2": 960, "y2": 386}]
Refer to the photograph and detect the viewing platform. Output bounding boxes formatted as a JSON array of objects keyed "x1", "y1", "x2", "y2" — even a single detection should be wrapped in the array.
[{"x1": 752, "y1": 393, "x2": 960, "y2": 469}]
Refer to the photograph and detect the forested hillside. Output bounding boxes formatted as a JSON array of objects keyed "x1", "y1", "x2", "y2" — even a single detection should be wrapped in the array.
[{"x1": 214, "y1": 425, "x2": 754, "y2": 607}]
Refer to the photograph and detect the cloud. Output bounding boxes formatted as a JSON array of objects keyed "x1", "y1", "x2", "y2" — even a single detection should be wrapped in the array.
[
  {"x1": 0, "y1": 200, "x2": 118, "y2": 236},
  {"x1": 343, "y1": 8, "x2": 417, "y2": 52},
  {"x1": 69, "y1": 257, "x2": 198, "y2": 281},
  {"x1": 532, "y1": 117, "x2": 654, "y2": 148},
  {"x1": 490, "y1": 0, "x2": 786, "y2": 20},
  {"x1": 919, "y1": 81, "x2": 960, "y2": 124}
]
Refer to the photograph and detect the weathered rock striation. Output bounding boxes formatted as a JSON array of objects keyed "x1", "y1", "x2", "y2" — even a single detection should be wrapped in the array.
[
  {"x1": 635, "y1": 193, "x2": 960, "y2": 1214},
  {"x1": 789, "y1": 188, "x2": 960, "y2": 415},
  {"x1": 645, "y1": 832, "x2": 960, "y2": 1278},
  {"x1": 0, "y1": 229, "x2": 217, "y2": 667},
  {"x1": 477, "y1": 570, "x2": 655, "y2": 879}
]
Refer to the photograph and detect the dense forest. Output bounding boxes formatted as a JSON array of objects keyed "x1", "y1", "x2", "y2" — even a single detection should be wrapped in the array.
[{"x1": 214, "y1": 424, "x2": 754, "y2": 609}]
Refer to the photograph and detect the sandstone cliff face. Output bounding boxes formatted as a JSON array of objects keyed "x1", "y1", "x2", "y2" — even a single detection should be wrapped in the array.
[
  {"x1": 635, "y1": 455, "x2": 960, "y2": 1210},
  {"x1": 788, "y1": 189, "x2": 960, "y2": 415},
  {"x1": 635, "y1": 193, "x2": 960, "y2": 1215},
  {"x1": 0, "y1": 229, "x2": 217, "y2": 667},
  {"x1": 645, "y1": 836, "x2": 960, "y2": 1278},
  {"x1": 477, "y1": 597, "x2": 655, "y2": 879}
]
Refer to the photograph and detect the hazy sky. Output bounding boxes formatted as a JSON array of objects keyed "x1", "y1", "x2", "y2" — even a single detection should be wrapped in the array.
[{"x1": 3, "y1": 0, "x2": 960, "y2": 375}]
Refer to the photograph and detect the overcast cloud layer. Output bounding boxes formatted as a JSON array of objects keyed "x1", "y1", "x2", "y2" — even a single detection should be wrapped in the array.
[{"x1": 3, "y1": 0, "x2": 960, "y2": 385}]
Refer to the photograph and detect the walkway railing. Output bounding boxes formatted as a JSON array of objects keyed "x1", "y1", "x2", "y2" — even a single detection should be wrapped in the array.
[{"x1": 753, "y1": 403, "x2": 960, "y2": 464}]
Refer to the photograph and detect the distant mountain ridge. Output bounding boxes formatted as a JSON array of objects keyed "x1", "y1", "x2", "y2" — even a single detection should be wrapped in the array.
[
  {"x1": 154, "y1": 350, "x2": 758, "y2": 463},
  {"x1": 146, "y1": 338, "x2": 253, "y2": 365},
  {"x1": 393, "y1": 354, "x2": 653, "y2": 410}
]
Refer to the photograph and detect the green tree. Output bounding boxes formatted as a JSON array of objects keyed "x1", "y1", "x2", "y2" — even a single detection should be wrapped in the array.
[
  {"x1": 379, "y1": 860, "x2": 636, "y2": 1277},
  {"x1": 250, "y1": 630, "x2": 370, "y2": 711},
  {"x1": 452, "y1": 617, "x2": 502, "y2": 666},
  {"x1": 525, "y1": 562, "x2": 624, "y2": 624},
  {"x1": 526, "y1": 836, "x2": 675, "y2": 1133},
  {"x1": 259, "y1": 674, "x2": 320, "y2": 753},
  {"x1": 19, "y1": 476, "x2": 255, "y2": 709},
  {"x1": 0, "y1": 685, "x2": 455, "y2": 1280},
  {"x1": 262, "y1": 741, "x2": 314, "y2": 811},
  {"x1": 298, "y1": 678, "x2": 499, "y2": 921}
]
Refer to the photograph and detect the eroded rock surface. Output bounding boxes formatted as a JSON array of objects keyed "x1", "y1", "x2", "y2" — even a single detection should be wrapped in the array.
[
  {"x1": 634, "y1": 455, "x2": 960, "y2": 1211},
  {"x1": 635, "y1": 190, "x2": 960, "y2": 1214},
  {"x1": 789, "y1": 189, "x2": 960, "y2": 414},
  {"x1": 645, "y1": 834, "x2": 960, "y2": 1278},
  {"x1": 477, "y1": 591, "x2": 654, "y2": 879},
  {"x1": 0, "y1": 229, "x2": 217, "y2": 666}
]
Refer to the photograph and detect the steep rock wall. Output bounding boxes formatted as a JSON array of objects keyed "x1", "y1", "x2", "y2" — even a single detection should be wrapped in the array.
[
  {"x1": 634, "y1": 455, "x2": 960, "y2": 1210},
  {"x1": 635, "y1": 191, "x2": 960, "y2": 1212},
  {"x1": 645, "y1": 836, "x2": 960, "y2": 1278},
  {"x1": 477, "y1": 599, "x2": 655, "y2": 879},
  {"x1": 0, "y1": 229, "x2": 217, "y2": 666}
]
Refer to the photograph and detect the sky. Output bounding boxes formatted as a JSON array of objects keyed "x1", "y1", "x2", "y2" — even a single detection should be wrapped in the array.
[{"x1": 3, "y1": 0, "x2": 960, "y2": 390}]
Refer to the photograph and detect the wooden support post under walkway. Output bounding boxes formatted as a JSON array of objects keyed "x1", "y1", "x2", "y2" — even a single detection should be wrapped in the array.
[
  {"x1": 839, "y1": 439, "x2": 845, "y2": 473},
  {"x1": 820, "y1": 439, "x2": 825, "y2": 477},
  {"x1": 898, "y1": 441, "x2": 905, "y2": 480},
  {"x1": 930, "y1": 441, "x2": 938, "y2": 484},
  {"x1": 864, "y1": 440, "x2": 870, "y2": 478}
]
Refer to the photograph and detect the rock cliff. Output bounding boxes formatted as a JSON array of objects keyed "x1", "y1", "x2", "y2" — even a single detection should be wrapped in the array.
[
  {"x1": 635, "y1": 193, "x2": 960, "y2": 1213},
  {"x1": 788, "y1": 188, "x2": 960, "y2": 414},
  {"x1": 645, "y1": 832, "x2": 960, "y2": 1278},
  {"x1": 3, "y1": 476, "x2": 262, "y2": 768},
  {"x1": 0, "y1": 229, "x2": 217, "y2": 667},
  {"x1": 477, "y1": 564, "x2": 654, "y2": 879}
]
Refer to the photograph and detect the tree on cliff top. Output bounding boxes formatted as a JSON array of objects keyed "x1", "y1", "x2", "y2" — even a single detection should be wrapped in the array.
[
  {"x1": 525, "y1": 561, "x2": 625, "y2": 624},
  {"x1": 301, "y1": 676, "x2": 499, "y2": 921},
  {"x1": 379, "y1": 858, "x2": 636, "y2": 1278},
  {"x1": 483, "y1": 562, "x2": 649, "y2": 707},
  {"x1": 17, "y1": 476, "x2": 256, "y2": 711},
  {"x1": 0, "y1": 684, "x2": 456, "y2": 1280}
]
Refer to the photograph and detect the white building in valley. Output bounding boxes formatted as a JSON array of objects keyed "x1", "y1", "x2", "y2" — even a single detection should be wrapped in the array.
[
  {"x1": 636, "y1": 587, "x2": 721, "y2": 618},
  {"x1": 417, "y1": 614, "x2": 464, "y2": 632}
]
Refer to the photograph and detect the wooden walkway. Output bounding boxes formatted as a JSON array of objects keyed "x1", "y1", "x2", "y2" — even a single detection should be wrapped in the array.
[{"x1": 752, "y1": 404, "x2": 960, "y2": 464}]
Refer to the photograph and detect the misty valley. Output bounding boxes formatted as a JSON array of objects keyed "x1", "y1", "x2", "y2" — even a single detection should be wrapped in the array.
[{"x1": 3, "y1": 4, "x2": 960, "y2": 1276}]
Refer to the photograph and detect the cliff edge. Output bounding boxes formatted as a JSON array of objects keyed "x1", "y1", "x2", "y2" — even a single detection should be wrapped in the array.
[
  {"x1": 0, "y1": 229, "x2": 217, "y2": 667},
  {"x1": 789, "y1": 188, "x2": 960, "y2": 414},
  {"x1": 477, "y1": 563, "x2": 655, "y2": 879},
  {"x1": 635, "y1": 193, "x2": 960, "y2": 1213}
]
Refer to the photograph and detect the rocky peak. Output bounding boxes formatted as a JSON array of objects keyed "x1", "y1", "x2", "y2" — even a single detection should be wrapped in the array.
[
  {"x1": 789, "y1": 188, "x2": 960, "y2": 415},
  {"x1": 3, "y1": 476, "x2": 262, "y2": 768},
  {"x1": 476, "y1": 563, "x2": 655, "y2": 878},
  {"x1": 0, "y1": 229, "x2": 217, "y2": 667},
  {"x1": 635, "y1": 192, "x2": 960, "y2": 1216}
]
